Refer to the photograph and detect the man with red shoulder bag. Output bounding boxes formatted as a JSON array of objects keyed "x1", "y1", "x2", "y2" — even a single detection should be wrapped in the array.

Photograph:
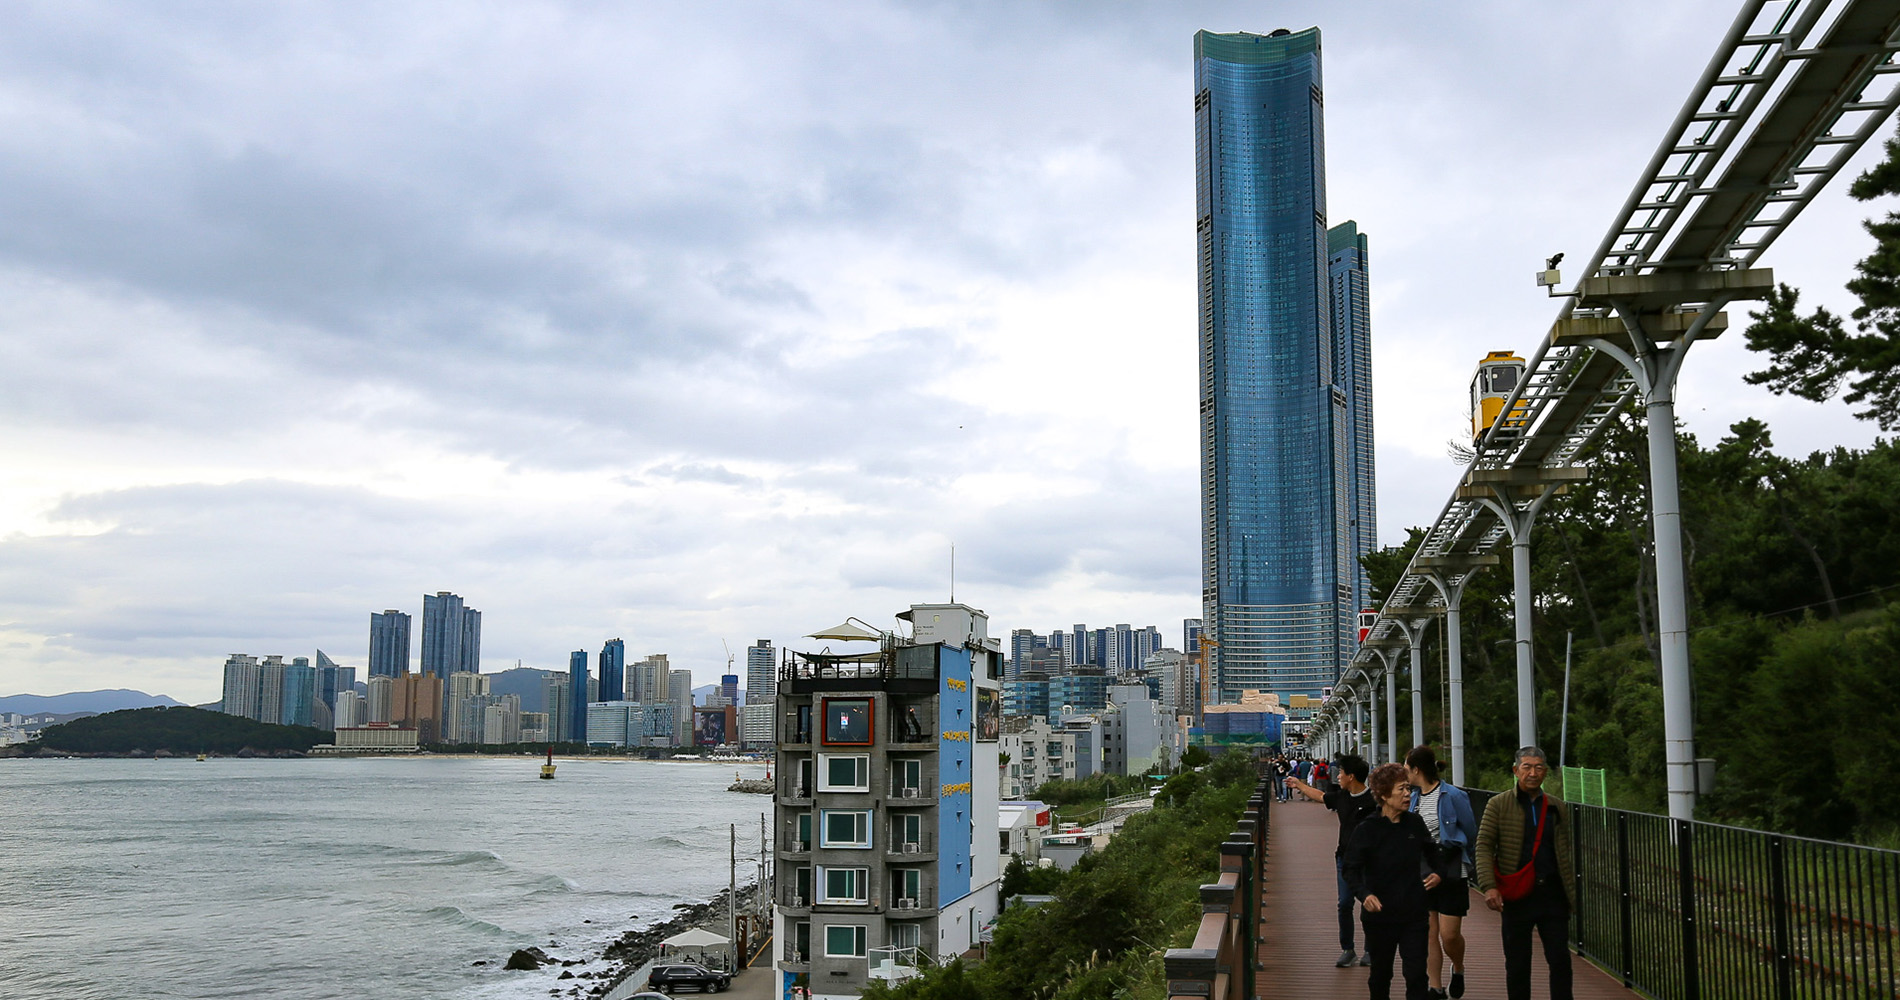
[{"x1": 1473, "y1": 746, "x2": 1576, "y2": 1000}]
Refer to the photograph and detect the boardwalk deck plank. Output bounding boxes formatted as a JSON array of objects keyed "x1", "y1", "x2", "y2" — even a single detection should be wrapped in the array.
[{"x1": 1257, "y1": 796, "x2": 1632, "y2": 1000}]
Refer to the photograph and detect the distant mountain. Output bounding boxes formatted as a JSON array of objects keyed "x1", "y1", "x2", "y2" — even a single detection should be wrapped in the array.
[
  {"x1": 0, "y1": 689, "x2": 185, "y2": 715},
  {"x1": 487, "y1": 667, "x2": 553, "y2": 714}
]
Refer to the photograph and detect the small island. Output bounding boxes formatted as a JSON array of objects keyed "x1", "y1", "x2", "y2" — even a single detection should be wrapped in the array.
[{"x1": 7, "y1": 705, "x2": 329, "y2": 756}]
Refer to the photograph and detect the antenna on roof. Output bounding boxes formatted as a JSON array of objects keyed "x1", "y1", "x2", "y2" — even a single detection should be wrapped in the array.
[{"x1": 951, "y1": 544, "x2": 956, "y2": 604}]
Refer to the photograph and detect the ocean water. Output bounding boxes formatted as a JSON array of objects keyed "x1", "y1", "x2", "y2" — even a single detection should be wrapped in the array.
[{"x1": 0, "y1": 757, "x2": 773, "y2": 1000}]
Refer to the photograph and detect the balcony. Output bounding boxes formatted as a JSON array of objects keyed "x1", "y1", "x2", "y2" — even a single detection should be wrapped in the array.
[
  {"x1": 887, "y1": 889, "x2": 938, "y2": 912},
  {"x1": 887, "y1": 784, "x2": 928, "y2": 802},
  {"x1": 782, "y1": 780, "x2": 812, "y2": 801},
  {"x1": 784, "y1": 837, "x2": 812, "y2": 856},
  {"x1": 885, "y1": 833, "x2": 933, "y2": 858},
  {"x1": 783, "y1": 946, "x2": 810, "y2": 965},
  {"x1": 780, "y1": 890, "x2": 810, "y2": 910}
]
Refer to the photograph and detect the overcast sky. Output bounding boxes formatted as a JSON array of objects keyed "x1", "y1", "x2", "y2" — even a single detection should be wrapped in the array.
[{"x1": 1, "y1": 1, "x2": 1890, "y2": 704}]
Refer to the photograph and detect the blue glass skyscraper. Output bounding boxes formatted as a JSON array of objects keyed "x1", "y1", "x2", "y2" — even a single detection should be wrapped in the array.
[
  {"x1": 1195, "y1": 27, "x2": 1371, "y2": 701},
  {"x1": 369, "y1": 610, "x2": 410, "y2": 678},
  {"x1": 1330, "y1": 221, "x2": 1376, "y2": 655},
  {"x1": 568, "y1": 650, "x2": 589, "y2": 744},
  {"x1": 598, "y1": 638, "x2": 625, "y2": 703}
]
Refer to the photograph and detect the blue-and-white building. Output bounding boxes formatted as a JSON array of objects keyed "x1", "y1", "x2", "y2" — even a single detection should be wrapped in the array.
[{"x1": 773, "y1": 603, "x2": 1003, "y2": 998}]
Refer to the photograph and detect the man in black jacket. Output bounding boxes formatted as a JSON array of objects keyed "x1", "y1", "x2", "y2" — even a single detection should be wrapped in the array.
[
  {"x1": 1290, "y1": 752, "x2": 1375, "y2": 966},
  {"x1": 1345, "y1": 762, "x2": 1448, "y2": 1000}
]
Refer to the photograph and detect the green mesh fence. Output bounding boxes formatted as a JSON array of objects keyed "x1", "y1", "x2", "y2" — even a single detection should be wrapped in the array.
[{"x1": 1559, "y1": 765, "x2": 1607, "y2": 806}]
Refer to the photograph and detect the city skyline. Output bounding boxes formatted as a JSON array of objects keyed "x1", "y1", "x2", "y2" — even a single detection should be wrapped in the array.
[{"x1": 2, "y1": 2, "x2": 1889, "y2": 706}]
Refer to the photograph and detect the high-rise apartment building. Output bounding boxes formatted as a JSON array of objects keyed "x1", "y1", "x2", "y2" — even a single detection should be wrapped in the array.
[
  {"x1": 334, "y1": 689, "x2": 367, "y2": 729},
  {"x1": 599, "y1": 639, "x2": 626, "y2": 702},
  {"x1": 1195, "y1": 27, "x2": 1368, "y2": 701},
  {"x1": 630, "y1": 653, "x2": 671, "y2": 704},
  {"x1": 366, "y1": 675, "x2": 395, "y2": 724},
  {"x1": 281, "y1": 656, "x2": 317, "y2": 728},
  {"x1": 220, "y1": 654, "x2": 262, "y2": 721},
  {"x1": 442, "y1": 671, "x2": 491, "y2": 743},
  {"x1": 369, "y1": 610, "x2": 411, "y2": 678},
  {"x1": 1330, "y1": 220, "x2": 1377, "y2": 641},
  {"x1": 543, "y1": 672, "x2": 572, "y2": 742},
  {"x1": 257, "y1": 655, "x2": 287, "y2": 726},
  {"x1": 746, "y1": 640, "x2": 775, "y2": 700},
  {"x1": 568, "y1": 651, "x2": 589, "y2": 745},
  {"x1": 772, "y1": 603, "x2": 1002, "y2": 997},
  {"x1": 670, "y1": 669, "x2": 694, "y2": 746},
  {"x1": 392, "y1": 672, "x2": 442, "y2": 742},
  {"x1": 421, "y1": 592, "x2": 481, "y2": 679},
  {"x1": 1183, "y1": 618, "x2": 1204, "y2": 655},
  {"x1": 315, "y1": 650, "x2": 354, "y2": 716}
]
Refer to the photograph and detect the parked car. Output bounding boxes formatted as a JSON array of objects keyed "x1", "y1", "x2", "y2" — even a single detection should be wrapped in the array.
[{"x1": 647, "y1": 963, "x2": 731, "y2": 993}]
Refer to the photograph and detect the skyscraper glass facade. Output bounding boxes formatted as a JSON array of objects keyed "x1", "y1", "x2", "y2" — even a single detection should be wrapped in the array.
[
  {"x1": 1196, "y1": 27, "x2": 1368, "y2": 701},
  {"x1": 568, "y1": 651, "x2": 589, "y2": 744},
  {"x1": 598, "y1": 638, "x2": 625, "y2": 703},
  {"x1": 369, "y1": 610, "x2": 410, "y2": 678},
  {"x1": 1329, "y1": 221, "x2": 1377, "y2": 650},
  {"x1": 421, "y1": 592, "x2": 480, "y2": 679}
]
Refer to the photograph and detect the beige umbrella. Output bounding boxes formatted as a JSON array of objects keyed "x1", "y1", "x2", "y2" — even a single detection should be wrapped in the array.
[{"x1": 806, "y1": 620, "x2": 882, "y2": 642}]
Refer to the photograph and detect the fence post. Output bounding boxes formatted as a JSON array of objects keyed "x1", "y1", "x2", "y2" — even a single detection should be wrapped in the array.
[
  {"x1": 1677, "y1": 819, "x2": 1699, "y2": 1000},
  {"x1": 1617, "y1": 811, "x2": 1633, "y2": 987},
  {"x1": 1571, "y1": 803, "x2": 1585, "y2": 955},
  {"x1": 1768, "y1": 836, "x2": 1792, "y2": 1000},
  {"x1": 1220, "y1": 838, "x2": 1254, "y2": 1000}
]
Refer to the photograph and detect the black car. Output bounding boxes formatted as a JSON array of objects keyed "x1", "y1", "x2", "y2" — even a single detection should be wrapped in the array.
[{"x1": 647, "y1": 963, "x2": 731, "y2": 993}]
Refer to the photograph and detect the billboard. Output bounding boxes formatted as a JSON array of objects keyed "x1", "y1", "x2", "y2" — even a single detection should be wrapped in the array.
[{"x1": 975, "y1": 687, "x2": 998, "y2": 741}]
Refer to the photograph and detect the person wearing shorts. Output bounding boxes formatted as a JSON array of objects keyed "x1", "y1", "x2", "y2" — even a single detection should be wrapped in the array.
[{"x1": 1407, "y1": 746, "x2": 1478, "y2": 1000}]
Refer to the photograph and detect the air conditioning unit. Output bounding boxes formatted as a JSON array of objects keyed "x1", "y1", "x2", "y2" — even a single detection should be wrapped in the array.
[
  {"x1": 894, "y1": 898, "x2": 918, "y2": 909},
  {"x1": 789, "y1": 895, "x2": 806, "y2": 907},
  {"x1": 900, "y1": 842, "x2": 922, "y2": 854},
  {"x1": 899, "y1": 787, "x2": 921, "y2": 799},
  {"x1": 792, "y1": 840, "x2": 811, "y2": 852}
]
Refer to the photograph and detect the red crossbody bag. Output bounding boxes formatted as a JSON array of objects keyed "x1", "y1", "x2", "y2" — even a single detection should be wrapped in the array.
[{"x1": 1495, "y1": 796, "x2": 1549, "y2": 902}]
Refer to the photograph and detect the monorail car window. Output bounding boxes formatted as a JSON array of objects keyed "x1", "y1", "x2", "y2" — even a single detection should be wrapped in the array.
[{"x1": 1486, "y1": 366, "x2": 1518, "y2": 393}]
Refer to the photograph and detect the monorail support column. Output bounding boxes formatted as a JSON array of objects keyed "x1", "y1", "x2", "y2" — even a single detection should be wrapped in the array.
[
  {"x1": 1468, "y1": 476, "x2": 1573, "y2": 750},
  {"x1": 1419, "y1": 555, "x2": 1496, "y2": 788},
  {"x1": 1577, "y1": 268, "x2": 1771, "y2": 820}
]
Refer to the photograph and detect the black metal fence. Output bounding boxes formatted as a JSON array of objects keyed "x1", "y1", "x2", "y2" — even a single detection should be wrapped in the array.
[{"x1": 1468, "y1": 789, "x2": 1900, "y2": 1000}]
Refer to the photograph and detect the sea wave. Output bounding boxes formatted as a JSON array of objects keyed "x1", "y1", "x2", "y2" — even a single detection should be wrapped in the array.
[{"x1": 423, "y1": 905, "x2": 517, "y2": 938}]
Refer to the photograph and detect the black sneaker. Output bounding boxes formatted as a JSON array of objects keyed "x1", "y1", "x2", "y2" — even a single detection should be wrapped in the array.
[
  {"x1": 1357, "y1": 953, "x2": 1371, "y2": 967},
  {"x1": 1450, "y1": 971, "x2": 1466, "y2": 998},
  {"x1": 1428, "y1": 989, "x2": 1448, "y2": 1000},
  {"x1": 1335, "y1": 950, "x2": 1356, "y2": 968}
]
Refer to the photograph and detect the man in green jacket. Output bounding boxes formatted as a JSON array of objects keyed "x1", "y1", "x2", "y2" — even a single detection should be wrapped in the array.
[{"x1": 1474, "y1": 746, "x2": 1576, "y2": 1000}]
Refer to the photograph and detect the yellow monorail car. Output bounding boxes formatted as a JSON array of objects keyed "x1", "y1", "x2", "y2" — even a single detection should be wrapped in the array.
[{"x1": 1471, "y1": 351, "x2": 1528, "y2": 443}]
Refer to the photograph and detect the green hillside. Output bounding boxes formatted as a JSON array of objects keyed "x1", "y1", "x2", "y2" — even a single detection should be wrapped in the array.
[{"x1": 34, "y1": 706, "x2": 329, "y2": 754}]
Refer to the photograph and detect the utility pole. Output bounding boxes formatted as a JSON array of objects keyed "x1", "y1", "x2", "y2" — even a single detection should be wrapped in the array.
[{"x1": 729, "y1": 823, "x2": 738, "y2": 971}]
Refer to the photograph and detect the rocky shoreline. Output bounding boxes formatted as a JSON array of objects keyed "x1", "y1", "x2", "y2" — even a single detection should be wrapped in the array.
[{"x1": 505, "y1": 881, "x2": 765, "y2": 998}]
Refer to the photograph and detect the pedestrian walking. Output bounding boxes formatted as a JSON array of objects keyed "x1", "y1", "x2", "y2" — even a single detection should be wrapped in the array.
[
  {"x1": 1289, "y1": 754, "x2": 1376, "y2": 967},
  {"x1": 1274, "y1": 755, "x2": 1293, "y2": 802},
  {"x1": 1405, "y1": 746, "x2": 1478, "y2": 1000},
  {"x1": 1343, "y1": 761, "x2": 1447, "y2": 1000},
  {"x1": 1474, "y1": 746, "x2": 1577, "y2": 1000}
]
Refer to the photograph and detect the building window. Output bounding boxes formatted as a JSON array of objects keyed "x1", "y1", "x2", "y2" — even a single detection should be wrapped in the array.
[
  {"x1": 892, "y1": 867, "x2": 921, "y2": 905},
  {"x1": 820, "y1": 867, "x2": 868, "y2": 904},
  {"x1": 890, "y1": 758, "x2": 922, "y2": 795},
  {"x1": 823, "y1": 698, "x2": 873, "y2": 745},
  {"x1": 892, "y1": 812, "x2": 922, "y2": 850},
  {"x1": 825, "y1": 923, "x2": 868, "y2": 958},
  {"x1": 820, "y1": 754, "x2": 870, "y2": 792},
  {"x1": 793, "y1": 812, "x2": 812, "y2": 851},
  {"x1": 890, "y1": 922, "x2": 921, "y2": 952},
  {"x1": 820, "y1": 810, "x2": 871, "y2": 849}
]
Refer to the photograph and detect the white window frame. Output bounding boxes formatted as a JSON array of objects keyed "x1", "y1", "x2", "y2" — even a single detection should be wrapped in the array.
[
  {"x1": 819, "y1": 866, "x2": 869, "y2": 904},
  {"x1": 825, "y1": 923, "x2": 867, "y2": 958},
  {"x1": 820, "y1": 809, "x2": 872, "y2": 849},
  {"x1": 890, "y1": 757, "x2": 922, "y2": 792},
  {"x1": 819, "y1": 753, "x2": 871, "y2": 792}
]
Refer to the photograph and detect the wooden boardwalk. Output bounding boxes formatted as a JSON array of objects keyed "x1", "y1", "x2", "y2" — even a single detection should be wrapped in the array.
[{"x1": 1257, "y1": 797, "x2": 1633, "y2": 1000}]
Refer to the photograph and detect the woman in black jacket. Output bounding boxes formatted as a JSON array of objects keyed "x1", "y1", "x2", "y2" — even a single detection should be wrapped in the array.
[{"x1": 1344, "y1": 762, "x2": 1447, "y2": 1000}]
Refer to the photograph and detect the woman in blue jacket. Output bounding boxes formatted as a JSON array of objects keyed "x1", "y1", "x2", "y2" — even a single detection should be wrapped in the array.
[{"x1": 1407, "y1": 746, "x2": 1479, "y2": 1000}]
